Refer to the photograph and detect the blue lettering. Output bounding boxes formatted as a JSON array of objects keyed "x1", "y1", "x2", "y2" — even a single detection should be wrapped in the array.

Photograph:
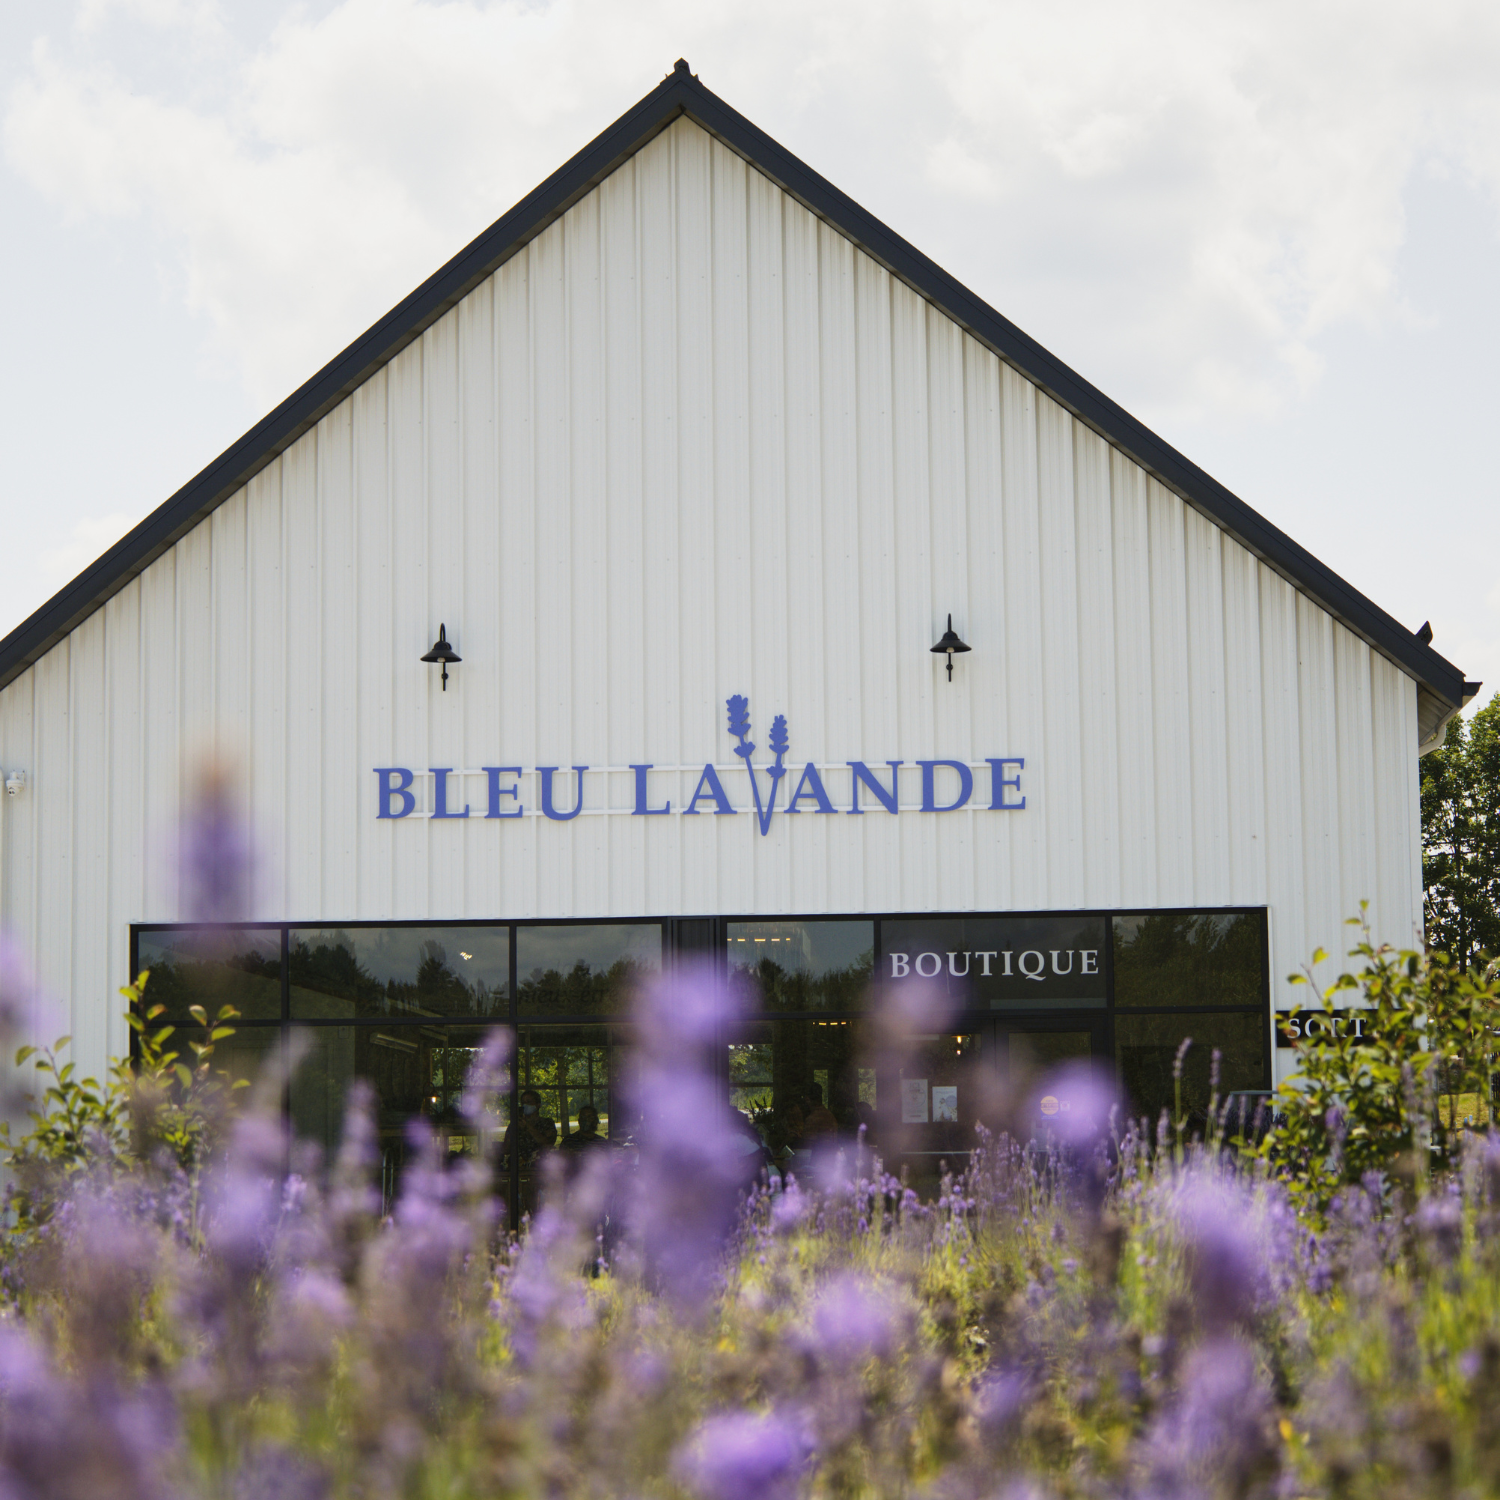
[
  {"x1": 847, "y1": 761, "x2": 901, "y2": 815},
  {"x1": 375, "y1": 767, "x2": 415, "y2": 819},
  {"x1": 630, "y1": 764, "x2": 671, "y2": 815},
  {"x1": 986, "y1": 757, "x2": 1025, "y2": 810},
  {"x1": 918, "y1": 760, "x2": 973, "y2": 812},
  {"x1": 786, "y1": 762, "x2": 836, "y2": 814},
  {"x1": 538, "y1": 766, "x2": 587, "y2": 821},
  {"x1": 431, "y1": 767, "x2": 470, "y2": 819},
  {"x1": 684, "y1": 764, "x2": 735, "y2": 815},
  {"x1": 483, "y1": 766, "x2": 523, "y2": 819}
]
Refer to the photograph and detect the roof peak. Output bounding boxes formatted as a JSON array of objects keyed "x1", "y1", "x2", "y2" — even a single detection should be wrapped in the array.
[{"x1": 0, "y1": 64, "x2": 1473, "y2": 723}]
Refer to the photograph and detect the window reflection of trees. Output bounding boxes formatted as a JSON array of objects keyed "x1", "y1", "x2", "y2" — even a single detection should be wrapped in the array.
[
  {"x1": 289, "y1": 936, "x2": 506, "y2": 1019},
  {"x1": 1112, "y1": 914, "x2": 1264, "y2": 1008},
  {"x1": 730, "y1": 952, "x2": 874, "y2": 1013},
  {"x1": 516, "y1": 958, "x2": 651, "y2": 1018},
  {"x1": 134, "y1": 944, "x2": 281, "y2": 1023}
]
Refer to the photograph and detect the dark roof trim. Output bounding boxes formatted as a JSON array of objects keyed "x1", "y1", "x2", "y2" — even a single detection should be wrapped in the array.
[{"x1": 0, "y1": 60, "x2": 1472, "y2": 712}]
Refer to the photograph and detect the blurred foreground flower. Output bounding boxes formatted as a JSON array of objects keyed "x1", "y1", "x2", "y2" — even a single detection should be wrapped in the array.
[
  {"x1": 1029, "y1": 1060, "x2": 1119, "y2": 1147},
  {"x1": 180, "y1": 761, "x2": 254, "y2": 924},
  {"x1": 675, "y1": 1409, "x2": 813, "y2": 1500},
  {"x1": 627, "y1": 961, "x2": 755, "y2": 1312}
]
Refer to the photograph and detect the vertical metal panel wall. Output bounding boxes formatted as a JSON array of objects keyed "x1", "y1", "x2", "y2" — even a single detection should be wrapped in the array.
[{"x1": 0, "y1": 119, "x2": 1423, "y2": 1080}]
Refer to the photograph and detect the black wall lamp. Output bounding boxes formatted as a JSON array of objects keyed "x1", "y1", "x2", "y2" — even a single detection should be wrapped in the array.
[
  {"x1": 931, "y1": 614, "x2": 971, "y2": 681},
  {"x1": 421, "y1": 624, "x2": 461, "y2": 690}
]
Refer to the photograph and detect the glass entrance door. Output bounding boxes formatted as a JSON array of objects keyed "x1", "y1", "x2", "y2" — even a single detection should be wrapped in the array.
[
  {"x1": 995, "y1": 1017, "x2": 1110, "y2": 1140},
  {"x1": 882, "y1": 1017, "x2": 1108, "y2": 1190}
]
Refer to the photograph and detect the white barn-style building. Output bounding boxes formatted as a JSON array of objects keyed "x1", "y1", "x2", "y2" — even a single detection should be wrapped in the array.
[{"x1": 0, "y1": 62, "x2": 1478, "y2": 1188}]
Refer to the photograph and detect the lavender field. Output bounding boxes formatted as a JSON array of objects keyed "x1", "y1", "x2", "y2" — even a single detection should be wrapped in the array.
[{"x1": 0, "y1": 921, "x2": 1496, "y2": 1500}]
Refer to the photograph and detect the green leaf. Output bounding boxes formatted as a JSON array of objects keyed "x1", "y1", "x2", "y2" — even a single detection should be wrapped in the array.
[
  {"x1": 174, "y1": 1064, "x2": 192, "y2": 1089},
  {"x1": 14, "y1": 1046, "x2": 36, "y2": 1067}
]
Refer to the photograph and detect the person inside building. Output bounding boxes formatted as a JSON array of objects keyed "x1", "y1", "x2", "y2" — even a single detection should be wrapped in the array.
[
  {"x1": 726, "y1": 1105, "x2": 773, "y2": 1189},
  {"x1": 773, "y1": 1097, "x2": 806, "y2": 1164},
  {"x1": 504, "y1": 1088, "x2": 558, "y2": 1160},
  {"x1": 562, "y1": 1102, "x2": 607, "y2": 1153},
  {"x1": 802, "y1": 1082, "x2": 839, "y2": 1140},
  {"x1": 499, "y1": 1088, "x2": 557, "y2": 1219}
]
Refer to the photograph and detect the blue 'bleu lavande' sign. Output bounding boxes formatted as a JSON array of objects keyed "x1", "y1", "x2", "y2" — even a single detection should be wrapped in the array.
[{"x1": 374, "y1": 695, "x2": 1026, "y2": 833}]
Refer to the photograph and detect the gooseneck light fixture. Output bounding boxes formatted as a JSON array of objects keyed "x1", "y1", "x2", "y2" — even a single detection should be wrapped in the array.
[
  {"x1": 930, "y1": 614, "x2": 971, "y2": 681},
  {"x1": 421, "y1": 624, "x2": 461, "y2": 690}
]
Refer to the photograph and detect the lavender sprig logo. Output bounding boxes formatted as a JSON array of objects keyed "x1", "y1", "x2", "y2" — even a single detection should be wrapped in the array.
[{"x1": 726, "y1": 694, "x2": 789, "y2": 836}]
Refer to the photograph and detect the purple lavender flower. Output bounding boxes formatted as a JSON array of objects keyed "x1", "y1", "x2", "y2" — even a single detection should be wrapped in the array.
[
  {"x1": 229, "y1": 1447, "x2": 332, "y2": 1500},
  {"x1": 180, "y1": 761, "x2": 255, "y2": 924},
  {"x1": 0, "y1": 1322, "x2": 180, "y2": 1500},
  {"x1": 204, "y1": 1112, "x2": 287, "y2": 1274},
  {"x1": 1138, "y1": 1335, "x2": 1275, "y2": 1497},
  {"x1": 627, "y1": 962, "x2": 755, "y2": 1310},
  {"x1": 0, "y1": 929, "x2": 37, "y2": 1040},
  {"x1": 1173, "y1": 1173, "x2": 1267, "y2": 1331},
  {"x1": 459, "y1": 1027, "x2": 512, "y2": 1124},
  {"x1": 973, "y1": 1367, "x2": 1033, "y2": 1448},
  {"x1": 675, "y1": 1409, "x2": 813, "y2": 1500},
  {"x1": 1029, "y1": 1061, "x2": 1118, "y2": 1146},
  {"x1": 809, "y1": 1272, "x2": 900, "y2": 1364},
  {"x1": 771, "y1": 1182, "x2": 808, "y2": 1234},
  {"x1": 867, "y1": 974, "x2": 959, "y2": 1048},
  {"x1": 1416, "y1": 1185, "x2": 1463, "y2": 1263},
  {"x1": 328, "y1": 1080, "x2": 382, "y2": 1233}
]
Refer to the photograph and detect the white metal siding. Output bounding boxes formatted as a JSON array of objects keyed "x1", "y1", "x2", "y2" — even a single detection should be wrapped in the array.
[{"x1": 0, "y1": 118, "x2": 1425, "y2": 1082}]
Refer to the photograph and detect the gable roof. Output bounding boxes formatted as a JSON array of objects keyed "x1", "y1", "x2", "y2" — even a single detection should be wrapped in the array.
[{"x1": 0, "y1": 59, "x2": 1477, "y2": 737}]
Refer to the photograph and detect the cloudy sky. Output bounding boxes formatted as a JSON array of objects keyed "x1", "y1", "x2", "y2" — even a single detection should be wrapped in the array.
[{"x1": 2, "y1": 0, "x2": 1498, "y2": 713}]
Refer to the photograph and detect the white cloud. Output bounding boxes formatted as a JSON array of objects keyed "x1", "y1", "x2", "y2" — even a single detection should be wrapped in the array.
[
  {"x1": 7, "y1": 0, "x2": 1500, "y2": 424},
  {"x1": 73, "y1": 0, "x2": 224, "y2": 37}
]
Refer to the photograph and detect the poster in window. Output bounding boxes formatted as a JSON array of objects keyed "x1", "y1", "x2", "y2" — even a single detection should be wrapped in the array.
[
  {"x1": 931, "y1": 1085, "x2": 958, "y2": 1122},
  {"x1": 901, "y1": 1078, "x2": 929, "y2": 1123}
]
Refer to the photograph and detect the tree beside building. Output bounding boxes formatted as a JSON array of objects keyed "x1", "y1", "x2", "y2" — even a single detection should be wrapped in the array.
[{"x1": 1422, "y1": 692, "x2": 1500, "y2": 968}]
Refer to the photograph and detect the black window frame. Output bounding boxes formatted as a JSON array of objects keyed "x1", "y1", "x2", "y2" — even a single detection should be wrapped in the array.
[{"x1": 130, "y1": 905, "x2": 1272, "y2": 1219}]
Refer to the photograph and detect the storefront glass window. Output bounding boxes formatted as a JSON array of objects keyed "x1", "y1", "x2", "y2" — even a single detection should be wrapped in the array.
[
  {"x1": 1114, "y1": 1011, "x2": 1267, "y2": 1131},
  {"x1": 1112, "y1": 912, "x2": 1265, "y2": 1008},
  {"x1": 892, "y1": 1032, "x2": 983, "y2": 1197},
  {"x1": 724, "y1": 1018, "x2": 869, "y2": 1160},
  {"x1": 509, "y1": 1023, "x2": 631, "y2": 1219},
  {"x1": 880, "y1": 915, "x2": 1107, "y2": 1009},
  {"x1": 514, "y1": 1024, "x2": 627, "y2": 1140},
  {"x1": 291, "y1": 1024, "x2": 504, "y2": 1213},
  {"x1": 174, "y1": 1021, "x2": 282, "y2": 1089},
  {"x1": 515, "y1": 924, "x2": 660, "y2": 1017},
  {"x1": 726, "y1": 920, "x2": 874, "y2": 1011},
  {"x1": 135, "y1": 928, "x2": 282, "y2": 1024},
  {"x1": 132, "y1": 904, "x2": 1274, "y2": 1221},
  {"x1": 288, "y1": 927, "x2": 509, "y2": 1021}
]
